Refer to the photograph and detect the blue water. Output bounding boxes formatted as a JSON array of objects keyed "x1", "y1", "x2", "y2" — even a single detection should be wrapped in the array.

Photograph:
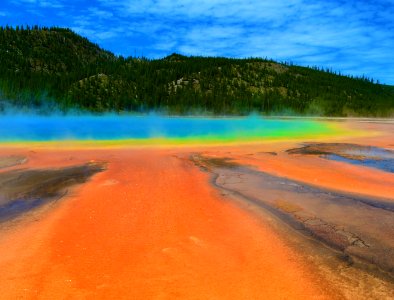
[
  {"x1": 325, "y1": 152, "x2": 394, "y2": 173},
  {"x1": 0, "y1": 115, "x2": 330, "y2": 142}
]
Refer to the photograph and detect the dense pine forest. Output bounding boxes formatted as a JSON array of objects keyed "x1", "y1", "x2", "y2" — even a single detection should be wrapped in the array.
[{"x1": 0, "y1": 26, "x2": 393, "y2": 116}]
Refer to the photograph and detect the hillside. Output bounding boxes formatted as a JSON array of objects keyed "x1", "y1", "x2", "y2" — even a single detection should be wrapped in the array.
[{"x1": 0, "y1": 26, "x2": 393, "y2": 116}]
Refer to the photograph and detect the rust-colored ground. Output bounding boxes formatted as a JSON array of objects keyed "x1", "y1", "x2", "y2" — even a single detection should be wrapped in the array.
[
  {"x1": 0, "y1": 148, "x2": 333, "y2": 299},
  {"x1": 0, "y1": 120, "x2": 392, "y2": 299},
  {"x1": 201, "y1": 121, "x2": 394, "y2": 200},
  {"x1": 232, "y1": 151, "x2": 394, "y2": 200}
]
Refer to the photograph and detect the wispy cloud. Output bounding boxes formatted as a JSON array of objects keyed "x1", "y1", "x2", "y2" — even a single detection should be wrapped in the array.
[
  {"x1": 11, "y1": 0, "x2": 37, "y2": 3},
  {"x1": 11, "y1": 0, "x2": 64, "y2": 7},
  {"x1": 39, "y1": 1, "x2": 65, "y2": 9},
  {"x1": 87, "y1": 7, "x2": 113, "y2": 19},
  {"x1": 1, "y1": 0, "x2": 394, "y2": 84}
]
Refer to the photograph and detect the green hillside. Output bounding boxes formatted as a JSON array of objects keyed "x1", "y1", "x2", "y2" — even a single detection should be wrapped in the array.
[{"x1": 1, "y1": 26, "x2": 393, "y2": 116}]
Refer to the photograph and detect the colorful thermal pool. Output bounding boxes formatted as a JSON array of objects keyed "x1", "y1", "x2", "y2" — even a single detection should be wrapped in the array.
[
  {"x1": 0, "y1": 115, "x2": 344, "y2": 145},
  {"x1": 0, "y1": 117, "x2": 393, "y2": 299}
]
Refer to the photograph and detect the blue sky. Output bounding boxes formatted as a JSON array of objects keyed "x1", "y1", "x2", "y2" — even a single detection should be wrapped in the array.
[{"x1": 1, "y1": 0, "x2": 394, "y2": 85}]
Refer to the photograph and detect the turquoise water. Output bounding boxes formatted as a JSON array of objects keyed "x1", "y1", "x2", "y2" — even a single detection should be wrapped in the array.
[{"x1": 0, "y1": 115, "x2": 336, "y2": 143}]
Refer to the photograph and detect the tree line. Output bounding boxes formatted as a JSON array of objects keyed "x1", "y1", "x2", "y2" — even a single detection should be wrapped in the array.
[{"x1": 0, "y1": 26, "x2": 393, "y2": 116}]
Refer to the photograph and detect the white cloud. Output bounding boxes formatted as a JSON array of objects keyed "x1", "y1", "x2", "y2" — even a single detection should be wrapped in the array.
[
  {"x1": 11, "y1": 0, "x2": 37, "y2": 3},
  {"x1": 88, "y1": 7, "x2": 113, "y2": 19},
  {"x1": 97, "y1": 0, "x2": 305, "y2": 22},
  {"x1": 12, "y1": 0, "x2": 65, "y2": 7},
  {"x1": 39, "y1": 0, "x2": 65, "y2": 8},
  {"x1": 71, "y1": 26, "x2": 119, "y2": 41}
]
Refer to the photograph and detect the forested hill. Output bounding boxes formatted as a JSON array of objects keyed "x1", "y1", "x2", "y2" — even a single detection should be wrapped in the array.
[{"x1": 1, "y1": 26, "x2": 393, "y2": 116}]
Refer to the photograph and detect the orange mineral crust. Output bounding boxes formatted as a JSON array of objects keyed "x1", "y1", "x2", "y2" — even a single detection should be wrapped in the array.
[
  {"x1": 0, "y1": 148, "x2": 333, "y2": 299},
  {"x1": 234, "y1": 152, "x2": 394, "y2": 200}
]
